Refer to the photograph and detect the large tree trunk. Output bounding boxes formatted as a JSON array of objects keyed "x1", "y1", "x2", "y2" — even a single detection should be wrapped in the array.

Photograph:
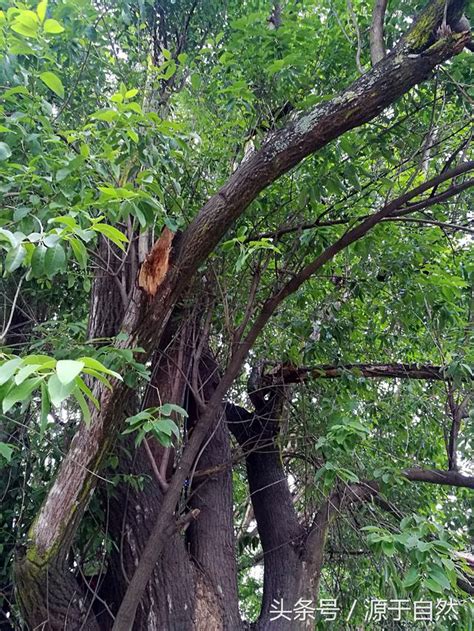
[
  {"x1": 87, "y1": 258, "x2": 242, "y2": 630},
  {"x1": 100, "y1": 341, "x2": 243, "y2": 630},
  {"x1": 14, "y1": 559, "x2": 100, "y2": 631},
  {"x1": 185, "y1": 352, "x2": 242, "y2": 630},
  {"x1": 228, "y1": 400, "x2": 312, "y2": 631},
  {"x1": 101, "y1": 442, "x2": 198, "y2": 630},
  {"x1": 14, "y1": 258, "x2": 244, "y2": 630}
]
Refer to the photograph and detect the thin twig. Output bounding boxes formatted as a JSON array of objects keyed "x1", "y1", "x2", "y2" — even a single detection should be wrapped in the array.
[
  {"x1": 346, "y1": 0, "x2": 364, "y2": 73},
  {"x1": 144, "y1": 438, "x2": 169, "y2": 492},
  {"x1": 0, "y1": 275, "x2": 24, "y2": 342}
]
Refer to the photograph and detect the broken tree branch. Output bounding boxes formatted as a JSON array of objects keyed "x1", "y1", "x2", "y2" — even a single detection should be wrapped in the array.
[
  {"x1": 260, "y1": 362, "x2": 470, "y2": 387},
  {"x1": 403, "y1": 468, "x2": 474, "y2": 488}
]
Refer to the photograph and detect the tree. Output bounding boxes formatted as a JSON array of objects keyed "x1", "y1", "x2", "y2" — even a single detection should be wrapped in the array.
[{"x1": 0, "y1": 0, "x2": 473, "y2": 629}]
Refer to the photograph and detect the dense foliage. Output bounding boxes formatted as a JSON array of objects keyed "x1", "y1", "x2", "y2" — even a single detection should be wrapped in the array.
[{"x1": 0, "y1": 0, "x2": 472, "y2": 629}]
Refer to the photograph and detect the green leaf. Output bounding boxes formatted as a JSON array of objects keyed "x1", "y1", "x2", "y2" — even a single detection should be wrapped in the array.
[
  {"x1": 124, "y1": 102, "x2": 142, "y2": 114},
  {"x1": 2, "y1": 86, "x2": 29, "y2": 99},
  {"x1": 44, "y1": 234, "x2": 62, "y2": 248},
  {"x1": 11, "y1": 17, "x2": 38, "y2": 38},
  {"x1": 39, "y1": 71, "x2": 64, "y2": 99},
  {"x1": 158, "y1": 403, "x2": 188, "y2": 418},
  {"x1": 14, "y1": 364, "x2": 41, "y2": 385},
  {"x1": 0, "y1": 442, "x2": 14, "y2": 463},
  {"x1": 2, "y1": 377, "x2": 41, "y2": 413},
  {"x1": 73, "y1": 383, "x2": 91, "y2": 426},
  {"x1": 44, "y1": 243, "x2": 66, "y2": 277},
  {"x1": 191, "y1": 74, "x2": 201, "y2": 90},
  {"x1": 153, "y1": 431, "x2": 173, "y2": 447},
  {"x1": 43, "y1": 18, "x2": 64, "y2": 34},
  {"x1": 92, "y1": 224, "x2": 128, "y2": 250},
  {"x1": 381, "y1": 541, "x2": 396, "y2": 556},
  {"x1": 80, "y1": 368, "x2": 112, "y2": 388},
  {"x1": 0, "y1": 357, "x2": 22, "y2": 386},
  {"x1": 0, "y1": 229, "x2": 16, "y2": 247},
  {"x1": 416, "y1": 540, "x2": 431, "y2": 552},
  {"x1": 5, "y1": 244, "x2": 26, "y2": 272},
  {"x1": 0, "y1": 142, "x2": 12, "y2": 161},
  {"x1": 91, "y1": 109, "x2": 117, "y2": 122},
  {"x1": 31, "y1": 243, "x2": 47, "y2": 277},
  {"x1": 125, "y1": 410, "x2": 153, "y2": 426},
  {"x1": 402, "y1": 567, "x2": 420, "y2": 589},
  {"x1": 70, "y1": 238, "x2": 88, "y2": 268},
  {"x1": 37, "y1": 0, "x2": 48, "y2": 23},
  {"x1": 50, "y1": 216, "x2": 78, "y2": 230},
  {"x1": 424, "y1": 577, "x2": 445, "y2": 594},
  {"x1": 47, "y1": 373, "x2": 76, "y2": 406},
  {"x1": 39, "y1": 381, "x2": 50, "y2": 438},
  {"x1": 23, "y1": 355, "x2": 56, "y2": 367},
  {"x1": 75, "y1": 377, "x2": 99, "y2": 409},
  {"x1": 428, "y1": 566, "x2": 451, "y2": 590},
  {"x1": 78, "y1": 357, "x2": 122, "y2": 380},
  {"x1": 56, "y1": 360, "x2": 84, "y2": 385},
  {"x1": 155, "y1": 418, "x2": 180, "y2": 438},
  {"x1": 56, "y1": 168, "x2": 70, "y2": 182},
  {"x1": 8, "y1": 40, "x2": 35, "y2": 54}
]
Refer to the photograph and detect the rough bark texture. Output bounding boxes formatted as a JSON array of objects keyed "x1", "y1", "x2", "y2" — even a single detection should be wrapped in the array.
[
  {"x1": 227, "y1": 402, "x2": 308, "y2": 630},
  {"x1": 98, "y1": 323, "x2": 241, "y2": 630},
  {"x1": 102, "y1": 442, "x2": 198, "y2": 631},
  {"x1": 186, "y1": 354, "x2": 242, "y2": 630},
  {"x1": 403, "y1": 468, "x2": 474, "y2": 488},
  {"x1": 13, "y1": 558, "x2": 101, "y2": 631},
  {"x1": 264, "y1": 362, "x2": 460, "y2": 383},
  {"x1": 87, "y1": 237, "x2": 128, "y2": 340},
  {"x1": 97, "y1": 329, "x2": 197, "y2": 631}
]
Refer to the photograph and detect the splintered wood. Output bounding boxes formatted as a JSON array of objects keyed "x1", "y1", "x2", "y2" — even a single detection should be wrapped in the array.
[{"x1": 138, "y1": 227, "x2": 175, "y2": 297}]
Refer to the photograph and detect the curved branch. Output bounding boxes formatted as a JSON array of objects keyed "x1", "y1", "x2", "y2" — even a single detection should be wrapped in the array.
[
  {"x1": 383, "y1": 216, "x2": 474, "y2": 234},
  {"x1": 370, "y1": 0, "x2": 389, "y2": 64},
  {"x1": 257, "y1": 162, "x2": 474, "y2": 328}
]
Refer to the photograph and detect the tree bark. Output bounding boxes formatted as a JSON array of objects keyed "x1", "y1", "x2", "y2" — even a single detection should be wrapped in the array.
[
  {"x1": 404, "y1": 468, "x2": 474, "y2": 488},
  {"x1": 227, "y1": 403, "x2": 307, "y2": 630},
  {"x1": 100, "y1": 328, "x2": 242, "y2": 630},
  {"x1": 101, "y1": 441, "x2": 198, "y2": 631},
  {"x1": 261, "y1": 362, "x2": 469, "y2": 386},
  {"x1": 185, "y1": 353, "x2": 242, "y2": 630}
]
